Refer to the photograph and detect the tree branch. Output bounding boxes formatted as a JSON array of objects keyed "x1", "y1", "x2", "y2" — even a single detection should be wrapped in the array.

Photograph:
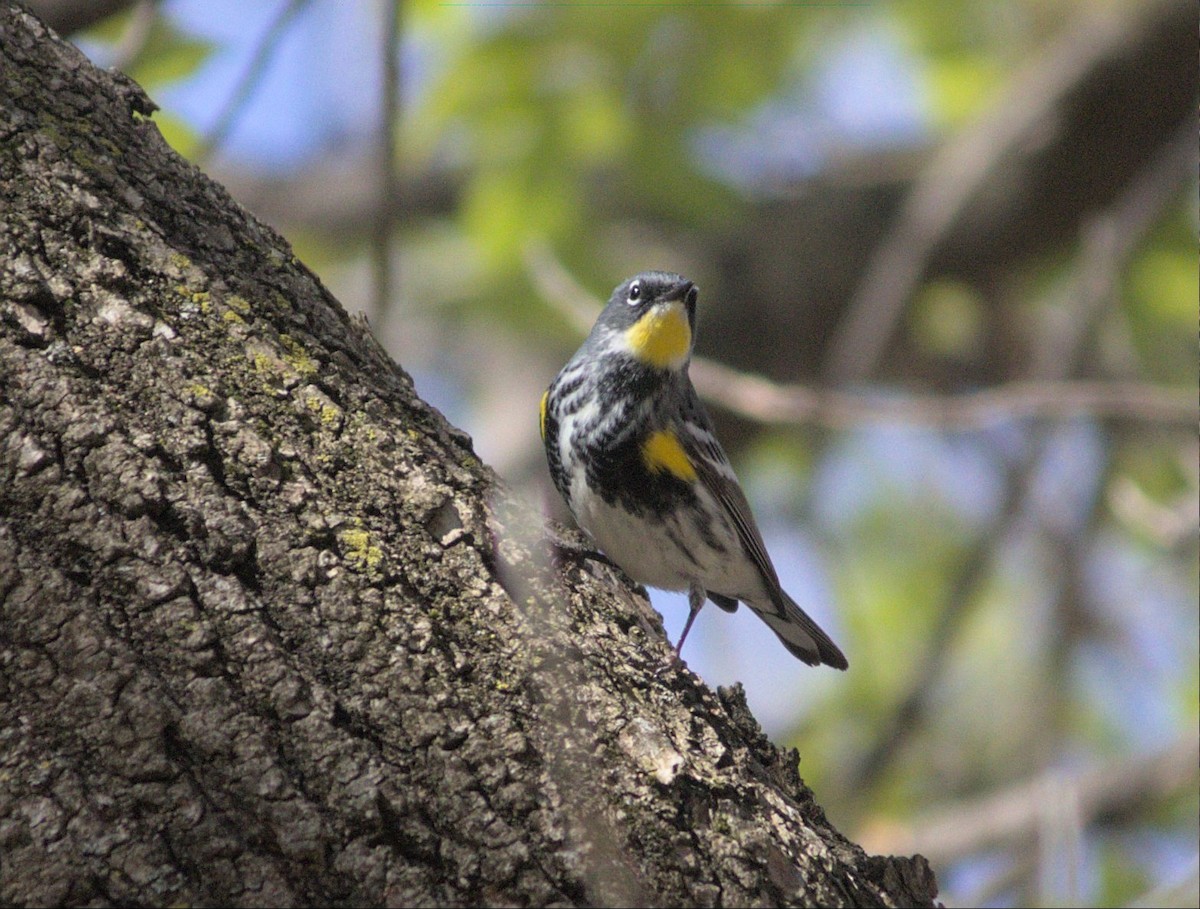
[
  {"x1": 692, "y1": 361, "x2": 1195, "y2": 431},
  {"x1": 0, "y1": 7, "x2": 936, "y2": 906}
]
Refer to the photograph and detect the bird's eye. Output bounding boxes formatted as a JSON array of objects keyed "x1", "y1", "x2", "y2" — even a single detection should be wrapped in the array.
[{"x1": 627, "y1": 282, "x2": 641, "y2": 305}]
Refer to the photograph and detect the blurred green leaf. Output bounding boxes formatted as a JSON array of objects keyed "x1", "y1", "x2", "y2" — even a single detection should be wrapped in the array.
[
  {"x1": 925, "y1": 51, "x2": 1003, "y2": 125},
  {"x1": 127, "y1": 22, "x2": 214, "y2": 89},
  {"x1": 79, "y1": 6, "x2": 215, "y2": 90},
  {"x1": 150, "y1": 109, "x2": 200, "y2": 159},
  {"x1": 1129, "y1": 247, "x2": 1197, "y2": 327},
  {"x1": 910, "y1": 278, "x2": 986, "y2": 360}
]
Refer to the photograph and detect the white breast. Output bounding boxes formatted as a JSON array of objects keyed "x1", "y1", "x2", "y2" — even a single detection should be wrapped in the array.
[{"x1": 567, "y1": 470, "x2": 766, "y2": 603}]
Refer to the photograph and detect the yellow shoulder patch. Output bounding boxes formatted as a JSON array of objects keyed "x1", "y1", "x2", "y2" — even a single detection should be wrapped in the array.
[
  {"x1": 539, "y1": 390, "x2": 549, "y2": 441},
  {"x1": 641, "y1": 430, "x2": 697, "y2": 482},
  {"x1": 625, "y1": 303, "x2": 691, "y2": 369}
]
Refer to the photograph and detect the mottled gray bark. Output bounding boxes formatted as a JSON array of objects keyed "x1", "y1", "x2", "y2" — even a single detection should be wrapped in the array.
[{"x1": 0, "y1": 7, "x2": 937, "y2": 907}]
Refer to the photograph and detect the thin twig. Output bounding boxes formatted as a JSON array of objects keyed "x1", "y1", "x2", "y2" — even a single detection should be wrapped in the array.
[
  {"x1": 109, "y1": 0, "x2": 158, "y2": 73},
  {"x1": 523, "y1": 240, "x2": 600, "y2": 335},
  {"x1": 1032, "y1": 119, "x2": 1197, "y2": 379},
  {"x1": 692, "y1": 361, "x2": 1195, "y2": 430},
  {"x1": 372, "y1": 0, "x2": 402, "y2": 323},
  {"x1": 194, "y1": 0, "x2": 312, "y2": 165}
]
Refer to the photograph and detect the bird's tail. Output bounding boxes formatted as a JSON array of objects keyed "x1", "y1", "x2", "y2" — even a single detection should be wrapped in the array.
[{"x1": 750, "y1": 592, "x2": 848, "y2": 670}]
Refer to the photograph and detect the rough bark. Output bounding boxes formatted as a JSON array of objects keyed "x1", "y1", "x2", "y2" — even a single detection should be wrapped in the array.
[{"x1": 0, "y1": 7, "x2": 937, "y2": 907}]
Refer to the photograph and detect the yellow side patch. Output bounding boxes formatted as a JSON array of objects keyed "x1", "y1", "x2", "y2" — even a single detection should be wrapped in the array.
[
  {"x1": 642, "y1": 430, "x2": 697, "y2": 482},
  {"x1": 539, "y1": 390, "x2": 549, "y2": 440},
  {"x1": 625, "y1": 303, "x2": 691, "y2": 369}
]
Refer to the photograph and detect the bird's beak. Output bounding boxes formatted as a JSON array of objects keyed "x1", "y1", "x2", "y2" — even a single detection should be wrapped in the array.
[
  {"x1": 661, "y1": 279, "x2": 694, "y2": 304},
  {"x1": 661, "y1": 280, "x2": 698, "y2": 331}
]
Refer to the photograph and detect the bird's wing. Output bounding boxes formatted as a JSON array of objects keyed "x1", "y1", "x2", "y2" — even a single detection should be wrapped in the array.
[
  {"x1": 682, "y1": 426, "x2": 784, "y2": 601},
  {"x1": 682, "y1": 424, "x2": 849, "y2": 670}
]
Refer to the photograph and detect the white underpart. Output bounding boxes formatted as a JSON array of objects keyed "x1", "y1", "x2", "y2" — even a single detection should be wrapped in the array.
[
  {"x1": 564, "y1": 455, "x2": 767, "y2": 603},
  {"x1": 573, "y1": 483, "x2": 759, "y2": 601}
]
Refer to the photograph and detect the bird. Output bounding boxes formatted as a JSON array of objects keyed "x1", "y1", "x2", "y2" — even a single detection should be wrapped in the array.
[{"x1": 540, "y1": 270, "x2": 847, "y2": 669}]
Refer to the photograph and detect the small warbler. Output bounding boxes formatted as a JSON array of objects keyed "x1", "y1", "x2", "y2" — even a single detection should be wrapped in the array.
[{"x1": 540, "y1": 271, "x2": 847, "y2": 669}]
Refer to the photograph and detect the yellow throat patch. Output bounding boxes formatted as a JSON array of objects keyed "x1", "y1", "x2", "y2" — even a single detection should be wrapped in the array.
[
  {"x1": 624, "y1": 303, "x2": 691, "y2": 369},
  {"x1": 539, "y1": 390, "x2": 549, "y2": 440},
  {"x1": 641, "y1": 430, "x2": 697, "y2": 482}
]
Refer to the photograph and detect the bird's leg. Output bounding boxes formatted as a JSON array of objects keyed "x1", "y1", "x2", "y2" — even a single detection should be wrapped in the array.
[
  {"x1": 549, "y1": 536, "x2": 620, "y2": 572},
  {"x1": 675, "y1": 584, "x2": 707, "y2": 656},
  {"x1": 549, "y1": 536, "x2": 653, "y2": 605}
]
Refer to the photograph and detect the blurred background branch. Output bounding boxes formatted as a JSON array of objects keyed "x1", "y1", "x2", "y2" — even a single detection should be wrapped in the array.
[
  {"x1": 372, "y1": 0, "x2": 402, "y2": 324},
  {"x1": 193, "y1": 0, "x2": 312, "y2": 165},
  {"x1": 866, "y1": 734, "x2": 1199, "y2": 865},
  {"x1": 107, "y1": 0, "x2": 157, "y2": 73},
  {"x1": 527, "y1": 238, "x2": 1194, "y2": 431},
  {"x1": 820, "y1": 1, "x2": 1188, "y2": 382},
  {"x1": 841, "y1": 103, "x2": 1197, "y2": 792}
]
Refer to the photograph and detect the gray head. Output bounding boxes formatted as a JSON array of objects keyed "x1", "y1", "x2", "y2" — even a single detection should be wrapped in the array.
[{"x1": 588, "y1": 271, "x2": 699, "y2": 371}]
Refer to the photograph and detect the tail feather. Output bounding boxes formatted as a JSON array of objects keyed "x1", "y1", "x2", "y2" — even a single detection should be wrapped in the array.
[{"x1": 750, "y1": 593, "x2": 848, "y2": 670}]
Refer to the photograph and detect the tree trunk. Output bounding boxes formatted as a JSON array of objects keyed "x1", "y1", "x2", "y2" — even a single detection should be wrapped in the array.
[{"x1": 0, "y1": 7, "x2": 936, "y2": 907}]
